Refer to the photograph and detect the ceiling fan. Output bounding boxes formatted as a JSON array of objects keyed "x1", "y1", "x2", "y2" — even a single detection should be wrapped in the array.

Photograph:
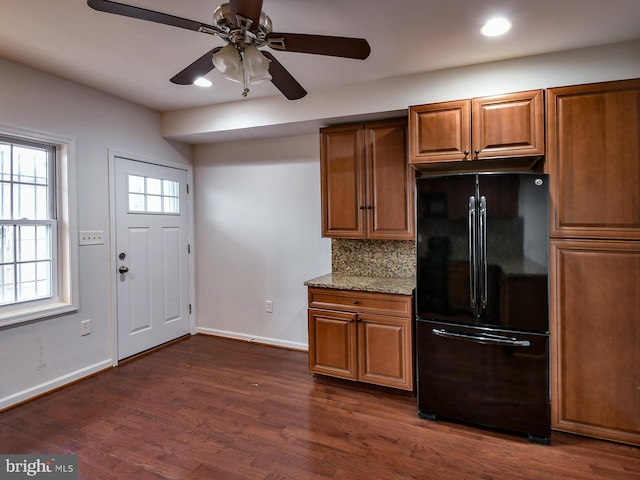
[{"x1": 87, "y1": 0, "x2": 371, "y2": 100}]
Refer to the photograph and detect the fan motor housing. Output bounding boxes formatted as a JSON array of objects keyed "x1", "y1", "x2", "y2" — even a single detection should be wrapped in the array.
[{"x1": 213, "y1": 3, "x2": 272, "y2": 45}]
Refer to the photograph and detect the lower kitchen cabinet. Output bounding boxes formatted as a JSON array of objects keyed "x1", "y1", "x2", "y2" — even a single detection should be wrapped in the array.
[
  {"x1": 550, "y1": 239, "x2": 640, "y2": 446},
  {"x1": 307, "y1": 287, "x2": 413, "y2": 391}
]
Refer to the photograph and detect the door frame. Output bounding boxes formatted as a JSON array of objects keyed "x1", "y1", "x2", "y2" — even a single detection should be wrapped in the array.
[{"x1": 108, "y1": 149, "x2": 195, "y2": 366}]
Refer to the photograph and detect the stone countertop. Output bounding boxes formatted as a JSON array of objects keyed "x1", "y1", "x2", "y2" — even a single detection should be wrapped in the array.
[{"x1": 304, "y1": 273, "x2": 416, "y2": 296}]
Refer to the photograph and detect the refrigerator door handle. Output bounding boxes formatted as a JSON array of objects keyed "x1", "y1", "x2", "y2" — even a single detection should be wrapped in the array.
[
  {"x1": 432, "y1": 328, "x2": 531, "y2": 347},
  {"x1": 468, "y1": 196, "x2": 477, "y2": 308},
  {"x1": 479, "y1": 195, "x2": 488, "y2": 310}
]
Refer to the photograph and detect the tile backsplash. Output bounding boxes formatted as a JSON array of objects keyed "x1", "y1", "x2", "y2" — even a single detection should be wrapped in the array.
[{"x1": 332, "y1": 239, "x2": 416, "y2": 278}]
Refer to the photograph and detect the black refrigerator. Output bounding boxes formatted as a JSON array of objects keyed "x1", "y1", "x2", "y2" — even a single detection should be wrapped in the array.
[{"x1": 415, "y1": 172, "x2": 551, "y2": 444}]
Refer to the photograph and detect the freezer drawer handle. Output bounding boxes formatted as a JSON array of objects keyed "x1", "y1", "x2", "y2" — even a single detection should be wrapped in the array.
[{"x1": 432, "y1": 328, "x2": 531, "y2": 347}]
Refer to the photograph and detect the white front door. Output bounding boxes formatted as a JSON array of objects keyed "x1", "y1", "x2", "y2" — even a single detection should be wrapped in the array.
[{"x1": 115, "y1": 157, "x2": 190, "y2": 360}]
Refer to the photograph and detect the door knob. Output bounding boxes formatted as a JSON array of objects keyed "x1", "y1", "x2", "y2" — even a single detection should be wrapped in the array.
[{"x1": 119, "y1": 266, "x2": 129, "y2": 274}]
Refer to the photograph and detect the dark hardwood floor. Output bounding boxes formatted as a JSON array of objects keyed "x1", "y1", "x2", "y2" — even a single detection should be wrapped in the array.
[{"x1": 1, "y1": 335, "x2": 638, "y2": 479}]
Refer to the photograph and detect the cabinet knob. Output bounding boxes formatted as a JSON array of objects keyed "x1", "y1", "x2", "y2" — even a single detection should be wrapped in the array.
[
  {"x1": 464, "y1": 150, "x2": 469, "y2": 156},
  {"x1": 353, "y1": 300, "x2": 358, "y2": 305},
  {"x1": 359, "y1": 206, "x2": 366, "y2": 210},
  {"x1": 475, "y1": 149, "x2": 480, "y2": 154}
]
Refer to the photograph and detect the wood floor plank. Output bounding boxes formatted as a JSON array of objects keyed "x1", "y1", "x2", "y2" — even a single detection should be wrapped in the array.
[{"x1": 1, "y1": 334, "x2": 638, "y2": 479}]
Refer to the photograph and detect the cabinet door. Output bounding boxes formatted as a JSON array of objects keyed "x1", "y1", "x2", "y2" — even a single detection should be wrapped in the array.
[
  {"x1": 409, "y1": 99, "x2": 471, "y2": 164},
  {"x1": 547, "y1": 79, "x2": 640, "y2": 240},
  {"x1": 357, "y1": 313, "x2": 413, "y2": 390},
  {"x1": 472, "y1": 89, "x2": 544, "y2": 159},
  {"x1": 365, "y1": 119, "x2": 414, "y2": 240},
  {"x1": 308, "y1": 308, "x2": 357, "y2": 380},
  {"x1": 320, "y1": 124, "x2": 366, "y2": 238},
  {"x1": 551, "y1": 239, "x2": 640, "y2": 446}
]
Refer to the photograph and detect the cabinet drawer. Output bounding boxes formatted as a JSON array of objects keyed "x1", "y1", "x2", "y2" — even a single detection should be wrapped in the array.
[{"x1": 308, "y1": 287, "x2": 412, "y2": 317}]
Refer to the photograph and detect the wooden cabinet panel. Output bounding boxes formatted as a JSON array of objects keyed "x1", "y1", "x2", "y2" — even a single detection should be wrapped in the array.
[
  {"x1": 472, "y1": 90, "x2": 545, "y2": 159},
  {"x1": 551, "y1": 240, "x2": 640, "y2": 446},
  {"x1": 366, "y1": 120, "x2": 414, "y2": 239},
  {"x1": 547, "y1": 79, "x2": 640, "y2": 240},
  {"x1": 409, "y1": 90, "x2": 544, "y2": 170},
  {"x1": 358, "y1": 313, "x2": 413, "y2": 390},
  {"x1": 320, "y1": 119, "x2": 413, "y2": 239},
  {"x1": 308, "y1": 288, "x2": 412, "y2": 317},
  {"x1": 409, "y1": 99, "x2": 471, "y2": 164},
  {"x1": 320, "y1": 124, "x2": 365, "y2": 238},
  {"x1": 308, "y1": 308, "x2": 357, "y2": 380},
  {"x1": 307, "y1": 288, "x2": 414, "y2": 391}
]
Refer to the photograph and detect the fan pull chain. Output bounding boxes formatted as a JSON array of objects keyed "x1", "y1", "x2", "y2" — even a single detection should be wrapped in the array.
[{"x1": 242, "y1": 71, "x2": 249, "y2": 97}]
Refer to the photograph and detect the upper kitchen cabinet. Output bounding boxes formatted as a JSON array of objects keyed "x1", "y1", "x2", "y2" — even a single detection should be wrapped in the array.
[
  {"x1": 320, "y1": 118, "x2": 414, "y2": 240},
  {"x1": 547, "y1": 78, "x2": 640, "y2": 240},
  {"x1": 409, "y1": 90, "x2": 545, "y2": 170}
]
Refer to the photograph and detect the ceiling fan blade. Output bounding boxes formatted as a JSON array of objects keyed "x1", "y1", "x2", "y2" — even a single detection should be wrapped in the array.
[
  {"x1": 170, "y1": 47, "x2": 221, "y2": 85},
  {"x1": 229, "y1": 0, "x2": 264, "y2": 29},
  {"x1": 262, "y1": 52, "x2": 307, "y2": 100},
  {"x1": 87, "y1": 0, "x2": 216, "y2": 33},
  {"x1": 266, "y1": 33, "x2": 371, "y2": 60}
]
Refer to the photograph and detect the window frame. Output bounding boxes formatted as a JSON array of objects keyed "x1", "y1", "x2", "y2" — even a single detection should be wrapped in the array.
[{"x1": 0, "y1": 124, "x2": 78, "y2": 327}]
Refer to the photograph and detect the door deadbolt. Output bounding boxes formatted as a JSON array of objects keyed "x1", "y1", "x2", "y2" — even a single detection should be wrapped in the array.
[{"x1": 119, "y1": 252, "x2": 126, "y2": 260}]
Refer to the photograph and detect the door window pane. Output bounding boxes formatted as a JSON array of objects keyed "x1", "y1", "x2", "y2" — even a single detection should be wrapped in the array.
[
  {"x1": 128, "y1": 175, "x2": 145, "y2": 194},
  {"x1": 127, "y1": 174, "x2": 180, "y2": 214}
]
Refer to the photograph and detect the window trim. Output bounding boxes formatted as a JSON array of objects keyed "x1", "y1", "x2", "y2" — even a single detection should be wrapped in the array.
[{"x1": 0, "y1": 124, "x2": 79, "y2": 327}]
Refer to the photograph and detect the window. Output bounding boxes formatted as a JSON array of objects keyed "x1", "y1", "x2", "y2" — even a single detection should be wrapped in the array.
[
  {"x1": 128, "y1": 174, "x2": 179, "y2": 214},
  {"x1": 0, "y1": 138, "x2": 56, "y2": 305},
  {"x1": 0, "y1": 128, "x2": 77, "y2": 327}
]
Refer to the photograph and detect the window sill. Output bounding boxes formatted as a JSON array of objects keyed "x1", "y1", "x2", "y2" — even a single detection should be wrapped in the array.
[{"x1": 0, "y1": 302, "x2": 79, "y2": 328}]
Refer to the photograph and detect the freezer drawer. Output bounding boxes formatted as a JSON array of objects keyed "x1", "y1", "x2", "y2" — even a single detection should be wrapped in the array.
[{"x1": 416, "y1": 319, "x2": 550, "y2": 442}]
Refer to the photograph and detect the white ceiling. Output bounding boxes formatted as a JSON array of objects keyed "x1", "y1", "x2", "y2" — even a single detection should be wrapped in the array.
[{"x1": 1, "y1": 0, "x2": 639, "y2": 113}]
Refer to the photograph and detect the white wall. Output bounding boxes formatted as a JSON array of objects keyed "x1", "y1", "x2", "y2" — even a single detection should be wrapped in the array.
[
  {"x1": 0, "y1": 57, "x2": 192, "y2": 409},
  {"x1": 193, "y1": 135, "x2": 330, "y2": 350}
]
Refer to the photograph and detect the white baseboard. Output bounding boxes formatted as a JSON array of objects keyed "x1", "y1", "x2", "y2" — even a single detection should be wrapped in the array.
[
  {"x1": 196, "y1": 327, "x2": 308, "y2": 352},
  {"x1": 0, "y1": 359, "x2": 112, "y2": 410}
]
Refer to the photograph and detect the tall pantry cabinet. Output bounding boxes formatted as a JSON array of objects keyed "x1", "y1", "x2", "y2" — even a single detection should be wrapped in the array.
[{"x1": 546, "y1": 78, "x2": 640, "y2": 446}]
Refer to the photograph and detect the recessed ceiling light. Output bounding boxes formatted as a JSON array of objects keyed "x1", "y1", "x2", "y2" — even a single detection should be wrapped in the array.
[
  {"x1": 194, "y1": 77, "x2": 212, "y2": 87},
  {"x1": 481, "y1": 17, "x2": 512, "y2": 37}
]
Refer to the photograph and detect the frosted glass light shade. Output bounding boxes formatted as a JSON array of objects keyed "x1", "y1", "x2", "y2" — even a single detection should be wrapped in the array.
[
  {"x1": 213, "y1": 44, "x2": 242, "y2": 77},
  {"x1": 243, "y1": 45, "x2": 272, "y2": 84}
]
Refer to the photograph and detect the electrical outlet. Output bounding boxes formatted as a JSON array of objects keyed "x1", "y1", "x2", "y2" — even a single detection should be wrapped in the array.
[
  {"x1": 266, "y1": 300, "x2": 273, "y2": 313},
  {"x1": 79, "y1": 231, "x2": 104, "y2": 246},
  {"x1": 80, "y1": 319, "x2": 91, "y2": 336}
]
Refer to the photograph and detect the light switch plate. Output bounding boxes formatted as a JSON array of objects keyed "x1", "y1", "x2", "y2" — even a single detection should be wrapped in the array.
[{"x1": 79, "y1": 231, "x2": 104, "y2": 245}]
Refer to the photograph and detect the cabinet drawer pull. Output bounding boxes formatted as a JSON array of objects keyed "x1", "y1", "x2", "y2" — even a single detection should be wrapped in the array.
[{"x1": 353, "y1": 300, "x2": 358, "y2": 304}]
